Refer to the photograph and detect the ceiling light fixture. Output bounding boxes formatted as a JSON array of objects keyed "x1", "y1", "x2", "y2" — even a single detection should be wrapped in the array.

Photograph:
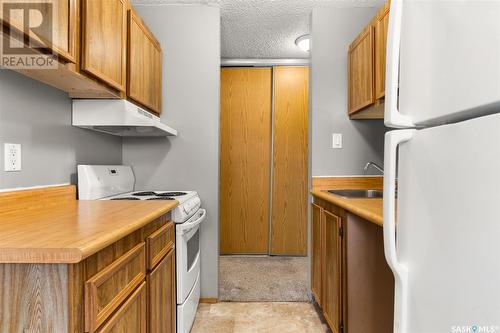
[{"x1": 295, "y1": 34, "x2": 310, "y2": 52}]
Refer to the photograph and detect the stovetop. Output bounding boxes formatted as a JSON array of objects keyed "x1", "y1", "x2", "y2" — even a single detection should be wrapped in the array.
[{"x1": 103, "y1": 190, "x2": 197, "y2": 203}]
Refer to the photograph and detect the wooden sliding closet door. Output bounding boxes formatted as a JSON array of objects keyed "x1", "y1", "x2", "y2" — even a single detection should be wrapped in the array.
[
  {"x1": 271, "y1": 66, "x2": 309, "y2": 255},
  {"x1": 220, "y1": 68, "x2": 272, "y2": 254}
]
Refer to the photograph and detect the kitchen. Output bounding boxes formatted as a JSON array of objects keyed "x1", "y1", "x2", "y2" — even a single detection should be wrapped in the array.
[{"x1": 0, "y1": 1, "x2": 499, "y2": 333}]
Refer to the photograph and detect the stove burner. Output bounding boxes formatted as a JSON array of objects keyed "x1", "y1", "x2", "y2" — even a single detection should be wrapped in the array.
[
  {"x1": 156, "y1": 192, "x2": 187, "y2": 197},
  {"x1": 147, "y1": 197, "x2": 175, "y2": 200},
  {"x1": 111, "y1": 197, "x2": 141, "y2": 200},
  {"x1": 132, "y1": 191, "x2": 157, "y2": 196}
]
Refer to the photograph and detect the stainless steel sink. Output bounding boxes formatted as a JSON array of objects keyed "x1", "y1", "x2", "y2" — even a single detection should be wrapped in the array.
[{"x1": 327, "y1": 189, "x2": 383, "y2": 198}]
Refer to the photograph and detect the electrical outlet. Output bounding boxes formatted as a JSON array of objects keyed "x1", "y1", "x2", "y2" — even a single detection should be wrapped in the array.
[
  {"x1": 332, "y1": 133, "x2": 342, "y2": 149},
  {"x1": 4, "y1": 143, "x2": 21, "y2": 172}
]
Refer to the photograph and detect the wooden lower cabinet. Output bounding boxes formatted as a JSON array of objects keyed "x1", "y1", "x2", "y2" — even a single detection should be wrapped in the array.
[
  {"x1": 85, "y1": 242, "x2": 146, "y2": 332},
  {"x1": 322, "y1": 210, "x2": 343, "y2": 332},
  {"x1": 311, "y1": 204, "x2": 323, "y2": 306},
  {"x1": 311, "y1": 197, "x2": 395, "y2": 333},
  {"x1": 147, "y1": 248, "x2": 176, "y2": 333},
  {"x1": 311, "y1": 203, "x2": 344, "y2": 333},
  {"x1": 0, "y1": 214, "x2": 177, "y2": 333}
]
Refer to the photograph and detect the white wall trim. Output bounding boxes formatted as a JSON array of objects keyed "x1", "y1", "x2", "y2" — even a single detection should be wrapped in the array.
[
  {"x1": 221, "y1": 58, "x2": 310, "y2": 66},
  {"x1": 0, "y1": 183, "x2": 71, "y2": 193}
]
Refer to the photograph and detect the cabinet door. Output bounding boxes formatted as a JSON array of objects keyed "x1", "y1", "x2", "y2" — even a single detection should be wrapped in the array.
[
  {"x1": 374, "y1": 1, "x2": 390, "y2": 99},
  {"x1": 271, "y1": 66, "x2": 309, "y2": 255},
  {"x1": 311, "y1": 203, "x2": 323, "y2": 307},
  {"x1": 52, "y1": 0, "x2": 78, "y2": 63},
  {"x1": 322, "y1": 210, "x2": 343, "y2": 333},
  {"x1": 146, "y1": 222, "x2": 174, "y2": 271},
  {"x1": 82, "y1": 0, "x2": 127, "y2": 91},
  {"x1": 127, "y1": 9, "x2": 162, "y2": 114},
  {"x1": 96, "y1": 282, "x2": 147, "y2": 333},
  {"x1": 348, "y1": 25, "x2": 375, "y2": 114},
  {"x1": 147, "y1": 249, "x2": 176, "y2": 333},
  {"x1": 0, "y1": 0, "x2": 77, "y2": 63}
]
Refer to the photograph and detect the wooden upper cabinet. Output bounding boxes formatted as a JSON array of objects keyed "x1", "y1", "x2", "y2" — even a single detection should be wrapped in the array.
[
  {"x1": 51, "y1": 0, "x2": 78, "y2": 63},
  {"x1": 348, "y1": 24, "x2": 375, "y2": 115},
  {"x1": 322, "y1": 210, "x2": 343, "y2": 333},
  {"x1": 375, "y1": 1, "x2": 390, "y2": 99},
  {"x1": 311, "y1": 203, "x2": 323, "y2": 307},
  {"x1": 0, "y1": 0, "x2": 78, "y2": 63},
  {"x1": 0, "y1": 0, "x2": 165, "y2": 101},
  {"x1": 127, "y1": 9, "x2": 162, "y2": 114},
  {"x1": 82, "y1": 0, "x2": 128, "y2": 92},
  {"x1": 347, "y1": 0, "x2": 389, "y2": 119}
]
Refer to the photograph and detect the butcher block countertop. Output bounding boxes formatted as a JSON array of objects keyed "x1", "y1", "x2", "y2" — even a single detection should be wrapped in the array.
[
  {"x1": 0, "y1": 185, "x2": 178, "y2": 264},
  {"x1": 310, "y1": 176, "x2": 383, "y2": 226}
]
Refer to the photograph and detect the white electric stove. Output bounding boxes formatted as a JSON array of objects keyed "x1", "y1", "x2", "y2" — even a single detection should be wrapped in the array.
[
  {"x1": 105, "y1": 190, "x2": 201, "y2": 223},
  {"x1": 77, "y1": 165, "x2": 205, "y2": 333}
]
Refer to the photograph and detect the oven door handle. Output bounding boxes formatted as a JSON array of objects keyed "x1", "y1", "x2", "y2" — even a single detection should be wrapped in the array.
[{"x1": 177, "y1": 208, "x2": 207, "y2": 234}]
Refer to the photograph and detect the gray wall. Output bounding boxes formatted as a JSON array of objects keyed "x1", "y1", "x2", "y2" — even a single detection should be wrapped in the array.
[
  {"x1": 311, "y1": 7, "x2": 387, "y2": 176},
  {"x1": 122, "y1": 5, "x2": 220, "y2": 298},
  {"x1": 0, "y1": 70, "x2": 122, "y2": 189}
]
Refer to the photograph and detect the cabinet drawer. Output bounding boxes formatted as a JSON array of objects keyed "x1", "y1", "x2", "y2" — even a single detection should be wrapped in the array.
[
  {"x1": 85, "y1": 242, "x2": 146, "y2": 332},
  {"x1": 147, "y1": 221, "x2": 174, "y2": 270},
  {"x1": 96, "y1": 282, "x2": 147, "y2": 333}
]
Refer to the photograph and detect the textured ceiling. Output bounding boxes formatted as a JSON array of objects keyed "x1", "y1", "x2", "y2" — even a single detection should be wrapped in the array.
[{"x1": 132, "y1": 0, "x2": 384, "y2": 59}]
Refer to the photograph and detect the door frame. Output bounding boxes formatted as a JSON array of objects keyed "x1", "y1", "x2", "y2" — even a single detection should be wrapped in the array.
[{"x1": 217, "y1": 62, "x2": 313, "y2": 302}]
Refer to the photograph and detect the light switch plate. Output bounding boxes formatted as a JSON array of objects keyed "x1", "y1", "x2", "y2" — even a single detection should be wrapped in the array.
[
  {"x1": 332, "y1": 133, "x2": 342, "y2": 149},
  {"x1": 4, "y1": 143, "x2": 21, "y2": 172}
]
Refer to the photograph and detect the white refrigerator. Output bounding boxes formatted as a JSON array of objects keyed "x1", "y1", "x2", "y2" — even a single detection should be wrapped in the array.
[{"x1": 383, "y1": 1, "x2": 500, "y2": 333}]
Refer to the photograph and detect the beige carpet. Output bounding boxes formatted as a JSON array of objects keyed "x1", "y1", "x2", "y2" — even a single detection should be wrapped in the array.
[
  {"x1": 219, "y1": 256, "x2": 309, "y2": 302},
  {"x1": 191, "y1": 302, "x2": 330, "y2": 333}
]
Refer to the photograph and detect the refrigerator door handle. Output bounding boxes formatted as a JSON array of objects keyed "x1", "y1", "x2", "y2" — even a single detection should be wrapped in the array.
[
  {"x1": 385, "y1": 0, "x2": 415, "y2": 129},
  {"x1": 383, "y1": 129, "x2": 414, "y2": 333}
]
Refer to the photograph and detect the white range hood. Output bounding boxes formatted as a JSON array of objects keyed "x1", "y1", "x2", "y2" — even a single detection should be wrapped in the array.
[{"x1": 72, "y1": 99, "x2": 177, "y2": 137}]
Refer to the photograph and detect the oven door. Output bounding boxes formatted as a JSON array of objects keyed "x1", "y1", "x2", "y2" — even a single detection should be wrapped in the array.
[{"x1": 176, "y1": 208, "x2": 206, "y2": 304}]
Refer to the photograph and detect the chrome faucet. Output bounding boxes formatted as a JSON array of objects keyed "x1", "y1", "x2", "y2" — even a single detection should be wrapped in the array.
[{"x1": 364, "y1": 161, "x2": 384, "y2": 175}]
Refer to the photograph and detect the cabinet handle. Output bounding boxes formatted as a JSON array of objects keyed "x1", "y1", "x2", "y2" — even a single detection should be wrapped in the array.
[
  {"x1": 384, "y1": 0, "x2": 415, "y2": 128},
  {"x1": 383, "y1": 129, "x2": 413, "y2": 333}
]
